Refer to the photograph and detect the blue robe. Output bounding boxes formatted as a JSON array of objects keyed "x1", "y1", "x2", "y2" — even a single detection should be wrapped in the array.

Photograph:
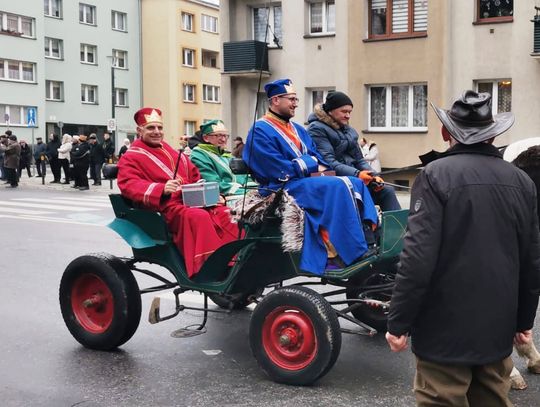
[{"x1": 244, "y1": 116, "x2": 378, "y2": 275}]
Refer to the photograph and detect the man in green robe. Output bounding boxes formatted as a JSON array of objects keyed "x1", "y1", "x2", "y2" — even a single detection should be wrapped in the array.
[{"x1": 190, "y1": 120, "x2": 253, "y2": 197}]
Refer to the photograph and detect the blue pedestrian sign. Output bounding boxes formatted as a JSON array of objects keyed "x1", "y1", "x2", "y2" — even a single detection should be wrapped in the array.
[{"x1": 27, "y1": 107, "x2": 36, "y2": 127}]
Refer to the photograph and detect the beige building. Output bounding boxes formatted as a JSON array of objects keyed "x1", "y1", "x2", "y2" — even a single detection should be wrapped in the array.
[
  {"x1": 222, "y1": 1, "x2": 540, "y2": 185},
  {"x1": 142, "y1": 0, "x2": 221, "y2": 147}
]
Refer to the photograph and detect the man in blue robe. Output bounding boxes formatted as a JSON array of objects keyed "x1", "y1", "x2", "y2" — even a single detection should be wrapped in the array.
[{"x1": 243, "y1": 79, "x2": 378, "y2": 275}]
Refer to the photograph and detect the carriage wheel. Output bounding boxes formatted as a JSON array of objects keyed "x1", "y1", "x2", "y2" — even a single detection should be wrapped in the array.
[
  {"x1": 249, "y1": 286, "x2": 341, "y2": 385},
  {"x1": 345, "y1": 265, "x2": 395, "y2": 332},
  {"x1": 59, "y1": 253, "x2": 141, "y2": 350}
]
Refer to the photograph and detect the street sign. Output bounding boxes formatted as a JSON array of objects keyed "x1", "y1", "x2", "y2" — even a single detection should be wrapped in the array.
[
  {"x1": 4, "y1": 113, "x2": 9, "y2": 124},
  {"x1": 57, "y1": 121, "x2": 64, "y2": 129},
  {"x1": 107, "y1": 118, "x2": 117, "y2": 132},
  {"x1": 27, "y1": 107, "x2": 36, "y2": 127}
]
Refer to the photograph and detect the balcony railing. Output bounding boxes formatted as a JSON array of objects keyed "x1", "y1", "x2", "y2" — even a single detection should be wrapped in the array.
[{"x1": 223, "y1": 40, "x2": 269, "y2": 76}]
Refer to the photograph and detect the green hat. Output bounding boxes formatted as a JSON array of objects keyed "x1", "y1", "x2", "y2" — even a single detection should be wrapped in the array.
[{"x1": 200, "y1": 120, "x2": 228, "y2": 136}]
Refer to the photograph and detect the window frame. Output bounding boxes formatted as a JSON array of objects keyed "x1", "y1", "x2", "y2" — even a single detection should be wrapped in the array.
[
  {"x1": 183, "y1": 83, "x2": 196, "y2": 103},
  {"x1": 46, "y1": 80, "x2": 64, "y2": 101},
  {"x1": 81, "y1": 84, "x2": 98, "y2": 104},
  {"x1": 475, "y1": 79, "x2": 512, "y2": 114},
  {"x1": 367, "y1": 83, "x2": 428, "y2": 132},
  {"x1": 181, "y1": 12, "x2": 194, "y2": 32},
  {"x1": 0, "y1": 12, "x2": 35, "y2": 38},
  {"x1": 111, "y1": 10, "x2": 127, "y2": 32},
  {"x1": 309, "y1": 88, "x2": 335, "y2": 110},
  {"x1": 0, "y1": 104, "x2": 38, "y2": 126},
  {"x1": 253, "y1": 5, "x2": 282, "y2": 47},
  {"x1": 79, "y1": 3, "x2": 96, "y2": 26},
  {"x1": 0, "y1": 59, "x2": 36, "y2": 83},
  {"x1": 184, "y1": 120, "x2": 197, "y2": 137},
  {"x1": 80, "y1": 43, "x2": 97, "y2": 64},
  {"x1": 475, "y1": 0, "x2": 513, "y2": 24},
  {"x1": 308, "y1": 1, "x2": 335, "y2": 35},
  {"x1": 112, "y1": 49, "x2": 128, "y2": 69},
  {"x1": 115, "y1": 88, "x2": 128, "y2": 107},
  {"x1": 182, "y1": 48, "x2": 195, "y2": 67},
  {"x1": 44, "y1": 0, "x2": 62, "y2": 19},
  {"x1": 201, "y1": 14, "x2": 218, "y2": 33},
  {"x1": 45, "y1": 37, "x2": 63, "y2": 59},
  {"x1": 202, "y1": 84, "x2": 220, "y2": 103},
  {"x1": 367, "y1": 0, "x2": 428, "y2": 40},
  {"x1": 201, "y1": 49, "x2": 219, "y2": 68}
]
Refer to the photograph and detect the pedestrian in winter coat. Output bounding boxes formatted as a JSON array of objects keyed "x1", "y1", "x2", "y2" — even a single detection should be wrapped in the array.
[
  {"x1": 33, "y1": 137, "x2": 47, "y2": 177},
  {"x1": 386, "y1": 91, "x2": 540, "y2": 406},
  {"x1": 46, "y1": 133, "x2": 62, "y2": 183},
  {"x1": 17, "y1": 140, "x2": 32, "y2": 178},
  {"x1": 71, "y1": 135, "x2": 90, "y2": 190},
  {"x1": 232, "y1": 137, "x2": 245, "y2": 158},
  {"x1": 102, "y1": 132, "x2": 115, "y2": 163},
  {"x1": 58, "y1": 134, "x2": 72, "y2": 184},
  {"x1": 0, "y1": 134, "x2": 7, "y2": 180},
  {"x1": 88, "y1": 134, "x2": 105, "y2": 186},
  {"x1": 1, "y1": 134, "x2": 21, "y2": 187},
  {"x1": 118, "y1": 138, "x2": 130, "y2": 159},
  {"x1": 307, "y1": 91, "x2": 400, "y2": 211},
  {"x1": 359, "y1": 138, "x2": 381, "y2": 173}
]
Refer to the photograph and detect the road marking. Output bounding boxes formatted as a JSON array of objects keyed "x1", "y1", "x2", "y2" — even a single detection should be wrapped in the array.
[
  {"x1": 48, "y1": 196, "x2": 111, "y2": 203},
  {"x1": 0, "y1": 206, "x2": 52, "y2": 215},
  {"x1": 0, "y1": 214, "x2": 105, "y2": 226},
  {"x1": 0, "y1": 201, "x2": 95, "y2": 211},
  {"x1": 13, "y1": 198, "x2": 110, "y2": 208}
]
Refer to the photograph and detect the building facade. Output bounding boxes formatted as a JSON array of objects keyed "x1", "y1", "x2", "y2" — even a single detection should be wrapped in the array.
[
  {"x1": 0, "y1": 0, "x2": 142, "y2": 150},
  {"x1": 141, "y1": 0, "x2": 221, "y2": 147},
  {"x1": 221, "y1": 1, "x2": 540, "y2": 184}
]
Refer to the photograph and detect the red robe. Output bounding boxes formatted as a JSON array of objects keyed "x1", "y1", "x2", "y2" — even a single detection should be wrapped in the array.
[{"x1": 117, "y1": 139, "x2": 239, "y2": 277}]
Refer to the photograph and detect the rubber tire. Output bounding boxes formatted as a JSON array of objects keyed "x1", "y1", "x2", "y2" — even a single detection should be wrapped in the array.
[
  {"x1": 209, "y1": 288, "x2": 263, "y2": 310},
  {"x1": 59, "y1": 253, "x2": 141, "y2": 350},
  {"x1": 249, "y1": 286, "x2": 341, "y2": 385},
  {"x1": 345, "y1": 265, "x2": 395, "y2": 332}
]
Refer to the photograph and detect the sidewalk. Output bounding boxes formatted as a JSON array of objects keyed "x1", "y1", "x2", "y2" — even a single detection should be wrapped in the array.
[{"x1": 13, "y1": 170, "x2": 120, "y2": 195}]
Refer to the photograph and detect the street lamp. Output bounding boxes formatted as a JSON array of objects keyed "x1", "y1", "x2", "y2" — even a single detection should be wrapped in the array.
[{"x1": 106, "y1": 55, "x2": 117, "y2": 149}]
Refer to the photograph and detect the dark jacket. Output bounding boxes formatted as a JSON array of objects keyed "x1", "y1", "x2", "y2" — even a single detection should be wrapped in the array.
[
  {"x1": 307, "y1": 104, "x2": 372, "y2": 176},
  {"x1": 34, "y1": 142, "x2": 47, "y2": 161},
  {"x1": 388, "y1": 143, "x2": 540, "y2": 365},
  {"x1": 19, "y1": 143, "x2": 31, "y2": 165},
  {"x1": 46, "y1": 135, "x2": 61, "y2": 160},
  {"x1": 71, "y1": 141, "x2": 90, "y2": 164},
  {"x1": 90, "y1": 142, "x2": 106, "y2": 165},
  {"x1": 102, "y1": 139, "x2": 115, "y2": 161},
  {"x1": 2, "y1": 140, "x2": 21, "y2": 169}
]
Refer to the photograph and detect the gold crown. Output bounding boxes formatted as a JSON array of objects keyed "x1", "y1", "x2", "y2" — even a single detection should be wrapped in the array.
[
  {"x1": 144, "y1": 109, "x2": 163, "y2": 125},
  {"x1": 284, "y1": 82, "x2": 296, "y2": 95},
  {"x1": 211, "y1": 121, "x2": 228, "y2": 134}
]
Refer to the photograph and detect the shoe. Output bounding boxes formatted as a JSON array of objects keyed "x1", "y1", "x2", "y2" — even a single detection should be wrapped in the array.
[
  {"x1": 78, "y1": 186, "x2": 89, "y2": 190},
  {"x1": 49, "y1": 180, "x2": 60, "y2": 184},
  {"x1": 70, "y1": 185, "x2": 79, "y2": 188},
  {"x1": 61, "y1": 181, "x2": 70, "y2": 184},
  {"x1": 95, "y1": 182, "x2": 101, "y2": 186},
  {"x1": 35, "y1": 175, "x2": 42, "y2": 177}
]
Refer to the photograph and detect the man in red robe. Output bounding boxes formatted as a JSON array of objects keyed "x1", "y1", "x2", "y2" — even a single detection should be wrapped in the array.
[{"x1": 117, "y1": 107, "x2": 239, "y2": 277}]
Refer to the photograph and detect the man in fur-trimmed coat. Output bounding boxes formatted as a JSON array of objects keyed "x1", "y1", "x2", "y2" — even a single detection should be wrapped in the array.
[{"x1": 307, "y1": 91, "x2": 400, "y2": 211}]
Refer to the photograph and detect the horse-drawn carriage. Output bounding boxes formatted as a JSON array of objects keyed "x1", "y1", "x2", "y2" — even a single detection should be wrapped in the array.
[{"x1": 59, "y1": 183, "x2": 408, "y2": 385}]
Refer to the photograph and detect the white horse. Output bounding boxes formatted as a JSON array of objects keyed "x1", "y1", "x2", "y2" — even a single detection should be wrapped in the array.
[{"x1": 504, "y1": 138, "x2": 540, "y2": 390}]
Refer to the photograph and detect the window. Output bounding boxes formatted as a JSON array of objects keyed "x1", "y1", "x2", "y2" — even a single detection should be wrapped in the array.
[
  {"x1": 0, "y1": 12, "x2": 35, "y2": 38},
  {"x1": 79, "y1": 3, "x2": 96, "y2": 25},
  {"x1": 476, "y1": 0, "x2": 513, "y2": 23},
  {"x1": 256, "y1": 92, "x2": 269, "y2": 118},
  {"x1": 181, "y1": 12, "x2": 194, "y2": 31},
  {"x1": 112, "y1": 49, "x2": 127, "y2": 69},
  {"x1": 45, "y1": 37, "x2": 63, "y2": 59},
  {"x1": 182, "y1": 48, "x2": 195, "y2": 67},
  {"x1": 202, "y1": 49, "x2": 219, "y2": 68},
  {"x1": 46, "y1": 80, "x2": 64, "y2": 101},
  {"x1": 201, "y1": 14, "x2": 218, "y2": 33},
  {"x1": 111, "y1": 11, "x2": 127, "y2": 31},
  {"x1": 81, "y1": 84, "x2": 97, "y2": 104},
  {"x1": 476, "y1": 80, "x2": 512, "y2": 114},
  {"x1": 253, "y1": 5, "x2": 282, "y2": 46},
  {"x1": 310, "y1": 88, "x2": 335, "y2": 110},
  {"x1": 309, "y1": 1, "x2": 335, "y2": 35},
  {"x1": 0, "y1": 105, "x2": 37, "y2": 126},
  {"x1": 368, "y1": 0, "x2": 427, "y2": 39},
  {"x1": 183, "y1": 84, "x2": 196, "y2": 102},
  {"x1": 115, "y1": 88, "x2": 128, "y2": 107},
  {"x1": 368, "y1": 84, "x2": 427, "y2": 130},
  {"x1": 80, "y1": 44, "x2": 97, "y2": 64},
  {"x1": 184, "y1": 120, "x2": 196, "y2": 137},
  {"x1": 44, "y1": 0, "x2": 62, "y2": 18},
  {"x1": 0, "y1": 59, "x2": 36, "y2": 82},
  {"x1": 203, "y1": 85, "x2": 220, "y2": 103}
]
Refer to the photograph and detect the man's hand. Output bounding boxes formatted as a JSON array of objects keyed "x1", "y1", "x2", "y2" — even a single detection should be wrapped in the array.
[
  {"x1": 163, "y1": 179, "x2": 181, "y2": 196},
  {"x1": 385, "y1": 332, "x2": 408, "y2": 352},
  {"x1": 358, "y1": 170, "x2": 374, "y2": 185},
  {"x1": 514, "y1": 330, "x2": 533, "y2": 346},
  {"x1": 371, "y1": 175, "x2": 385, "y2": 192}
]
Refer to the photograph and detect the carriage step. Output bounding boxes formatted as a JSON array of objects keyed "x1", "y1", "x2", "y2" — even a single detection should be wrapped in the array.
[{"x1": 148, "y1": 296, "x2": 181, "y2": 324}]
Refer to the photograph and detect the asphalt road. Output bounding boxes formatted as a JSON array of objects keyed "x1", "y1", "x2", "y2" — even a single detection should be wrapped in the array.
[{"x1": 0, "y1": 182, "x2": 538, "y2": 406}]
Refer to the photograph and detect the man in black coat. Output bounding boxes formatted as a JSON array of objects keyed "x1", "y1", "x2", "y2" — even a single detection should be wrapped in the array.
[
  {"x1": 386, "y1": 91, "x2": 540, "y2": 406},
  {"x1": 88, "y1": 134, "x2": 105, "y2": 186},
  {"x1": 71, "y1": 135, "x2": 90, "y2": 190},
  {"x1": 46, "y1": 133, "x2": 62, "y2": 183}
]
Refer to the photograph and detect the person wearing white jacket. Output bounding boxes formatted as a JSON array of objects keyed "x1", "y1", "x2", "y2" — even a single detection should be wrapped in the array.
[
  {"x1": 359, "y1": 138, "x2": 382, "y2": 173},
  {"x1": 58, "y1": 133, "x2": 72, "y2": 184}
]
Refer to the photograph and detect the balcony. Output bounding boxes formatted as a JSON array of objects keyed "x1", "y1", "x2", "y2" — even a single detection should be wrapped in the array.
[
  {"x1": 223, "y1": 40, "x2": 270, "y2": 77},
  {"x1": 531, "y1": 9, "x2": 540, "y2": 59}
]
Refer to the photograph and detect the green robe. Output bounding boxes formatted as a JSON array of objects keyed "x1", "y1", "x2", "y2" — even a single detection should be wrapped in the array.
[{"x1": 190, "y1": 144, "x2": 251, "y2": 195}]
